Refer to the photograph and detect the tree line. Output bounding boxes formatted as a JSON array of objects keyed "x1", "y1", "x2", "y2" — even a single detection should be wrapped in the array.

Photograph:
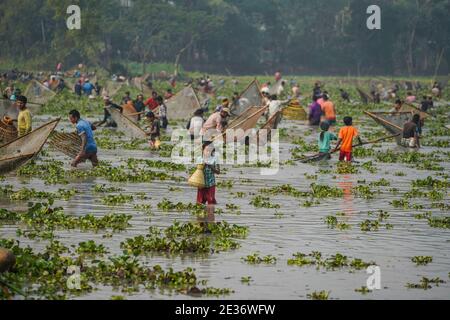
[{"x1": 0, "y1": 0, "x2": 449, "y2": 76}]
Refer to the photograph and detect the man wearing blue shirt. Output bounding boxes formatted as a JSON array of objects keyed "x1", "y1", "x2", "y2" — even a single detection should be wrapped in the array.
[
  {"x1": 82, "y1": 79, "x2": 95, "y2": 96},
  {"x1": 69, "y1": 109, "x2": 99, "y2": 167}
]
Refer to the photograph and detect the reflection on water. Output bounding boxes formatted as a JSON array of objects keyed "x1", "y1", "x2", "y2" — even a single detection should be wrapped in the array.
[{"x1": 338, "y1": 175, "x2": 355, "y2": 216}]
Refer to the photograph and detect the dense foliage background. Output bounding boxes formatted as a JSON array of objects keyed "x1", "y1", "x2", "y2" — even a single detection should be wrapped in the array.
[{"x1": 0, "y1": 0, "x2": 449, "y2": 76}]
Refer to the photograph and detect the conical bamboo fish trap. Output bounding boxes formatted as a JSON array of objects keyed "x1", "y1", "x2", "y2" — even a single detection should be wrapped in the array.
[
  {"x1": 188, "y1": 164, "x2": 205, "y2": 188},
  {"x1": 0, "y1": 118, "x2": 18, "y2": 144},
  {"x1": 283, "y1": 100, "x2": 307, "y2": 120},
  {"x1": 49, "y1": 131, "x2": 82, "y2": 159}
]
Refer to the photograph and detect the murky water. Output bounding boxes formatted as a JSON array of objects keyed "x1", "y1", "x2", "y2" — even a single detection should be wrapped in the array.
[{"x1": 1, "y1": 115, "x2": 449, "y2": 300}]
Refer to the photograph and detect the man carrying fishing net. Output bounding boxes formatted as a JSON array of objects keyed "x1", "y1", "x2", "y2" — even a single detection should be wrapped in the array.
[{"x1": 69, "y1": 110, "x2": 99, "y2": 168}]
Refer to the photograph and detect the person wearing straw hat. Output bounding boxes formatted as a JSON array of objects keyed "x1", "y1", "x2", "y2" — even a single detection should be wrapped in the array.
[{"x1": 201, "y1": 107, "x2": 230, "y2": 142}]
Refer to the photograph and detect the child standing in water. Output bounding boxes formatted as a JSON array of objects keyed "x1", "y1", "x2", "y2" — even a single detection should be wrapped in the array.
[
  {"x1": 318, "y1": 122, "x2": 337, "y2": 159},
  {"x1": 197, "y1": 142, "x2": 220, "y2": 221},
  {"x1": 333, "y1": 116, "x2": 362, "y2": 162},
  {"x1": 145, "y1": 112, "x2": 161, "y2": 149}
]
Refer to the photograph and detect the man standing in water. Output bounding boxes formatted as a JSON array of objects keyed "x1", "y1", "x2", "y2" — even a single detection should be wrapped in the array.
[
  {"x1": 16, "y1": 95, "x2": 32, "y2": 137},
  {"x1": 69, "y1": 110, "x2": 99, "y2": 168}
]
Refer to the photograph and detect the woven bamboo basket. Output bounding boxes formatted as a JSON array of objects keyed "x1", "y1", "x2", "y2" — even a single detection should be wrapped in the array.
[
  {"x1": 188, "y1": 164, "x2": 205, "y2": 188},
  {"x1": 0, "y1": 118, "x2": 18, "y2": 143}
]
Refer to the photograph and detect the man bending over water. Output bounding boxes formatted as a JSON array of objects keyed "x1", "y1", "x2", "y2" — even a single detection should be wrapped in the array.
[{"x1": 69, "y1": 110, "x2": 99, "y2": 168}]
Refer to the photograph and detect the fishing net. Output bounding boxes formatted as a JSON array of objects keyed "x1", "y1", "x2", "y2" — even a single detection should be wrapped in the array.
[
  {"x1": 0, "y1": 99, "x2": 19, "y2": 119},
  {"x1": 269, "y1": 80, "x2": 284, "y2": 96},
  {"x1": 49, "y1": 131, "x2": 82, "y2": 159},
  {"x1": 365, "y1": 112, "x2": 402, "y2": 145},
  {"x1": 166, "y1": 86, "x2": 201, "y2": 120},
  {"x1": 357, "y1": 87, "x2": 372, "y2": 104},
  {"x1": 371, "y1": 112, "x2": 412, "y2": 128},
  {"x1": 231, "y1": 80, "x2": 264, "y2": 116},
  {"x1": 0, "y1": 119, "x2": 59, "y2": 173},
  {"x1": 108, "y1": 107, "x2": 147, "y2": 139},
  {"x1": 226, "y1": 107, "x2": 267, "y2": 142},
  {"x1": 103, "y1": 81, "x2": 124, "y2": 98},
  {"x1": 24, "y1": 80, "x2": 56, "y2": 105}
]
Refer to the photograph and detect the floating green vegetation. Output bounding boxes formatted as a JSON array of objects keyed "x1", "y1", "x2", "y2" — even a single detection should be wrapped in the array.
[
  {"x1": 374, "y1": 150, "x2": 444, "y2": 171},
  {"x1": 369, "y1": 178, "x2": 390, "y2": 187},
  {"x1": 303, "y1": 175, "x2": 318, "y2": 183},
  {"x1": 412, "y1": 176, "x2": 449, "y2": 189},
  {"x1": 93, "y1": 184, "x2": 124, "y2": 193},
  {"x1": 353, "y1": 147, "x2": 376, "y2": 158},
  {"x1": 157, "y1": 198, "x2": 208, "y2": 216},
  {"x1": 17, "y1": 160, "x2": 183, "y2": 185},
  {"x1": 414, "y1": 212, "x2": 432, "y2": 220},
  {"x1": 0, "y1": 185, "x2": 77, "y2": 201},
  {"x1": 126, "y1": 158, "x2": 186, "y2": 171},
  {"x1": 120, "y1": 221, "x2": 248, "y2": 255},
  {"x1": 307, "y1": 290, "x2": 330, "y2": 300},
  {"x1": 133, "y1": 204, "x2": 153, "y2": 215},
  {"x1": 361, "y1": 161, "x2": 378, "y2": 174},
  {"x1": 250, "y1": 196, "x2": 281, "y2": 209},
  {"x1": 310, "y1": 184, "x2": 344, "y2": 198},
  {"x1": 259, "y1": 184, "x2": 306, "y2": 198},
  {"x1": 352, "y1": 185, "x2": 378, "y2": 199},
  {"x1": 421, "y1": 139, "x2": 450, "y2": 148},
  {"x1": 354, "y1": 286, "x2": 372, "y2": 295},
  {"x1": 406, "y1": 277, "x2": 446, "y2": 290},
  {"x1": 233, "y1": 192, "x2": 246, "y2": 198},
  {"x1": 359, "y1": 219, "x2": 380, "y2": 232},
  {"x1": 336, "y1": 162, "x2": 359, "y2": 174},
  {"x1": 427, "y1": 216, "x2": 450, "y2": 229},
  {"x1": 0, "y1": 201, "x2": 131, "y2": 234},
  {"x1": 431, "y1": 202, "x2": 450, "y2": 211},
  {"x1": 102, "y1": 194, "x2": 134, "y2": 206},
  {"x1": 323, "y1": 216, "x2": 351, "y2": 230},
  {"x1": 404, "y1": 188, "x2": 444, "y2": 201},
  {"x1": 241, "y1": 276, "x2": 253, "y2": 285},
  {"x1": 394, "y1": 171, "x2": 406, "y2": 177},
  {"x1": 390, "y1": 199, "x2": 411, "y2": 209},
  {"x1": 291, "y1": 138, "x2": 319, "y2": 153},
  {"x1": 76, "y1": 240, "x2": 109, "y2": 255},
  {"x1": 17, "y1": 160, "x2": 68, "y2": 185},
  {"x1": 242, "y1": 253, "x2": 277, "y2": 265},
  {"x1": 225, "y1": 204, "x2": 241, "y2": 215},
  {"x1": 411, "y1": 256, "x2": 433, "y2": 266},
  {"x1": 0, "y1": 239, "x2": 232, "y2": 299},
  {"x1": 217, "y1": 180, "x2": 234, "y2": 189},
  {"x1": 287, "y1": 252, "x2": 375, "y2": 271}
]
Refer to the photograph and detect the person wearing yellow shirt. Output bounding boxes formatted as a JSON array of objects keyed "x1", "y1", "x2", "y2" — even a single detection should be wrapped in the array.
[{"x1": 16, "y1": 96, "x2": 32, "y2": 137}]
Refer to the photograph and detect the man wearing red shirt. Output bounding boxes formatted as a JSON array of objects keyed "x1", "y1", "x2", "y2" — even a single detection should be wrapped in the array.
[{"x1": 144, "y1": 91, "x2": 159, "y2": 111}]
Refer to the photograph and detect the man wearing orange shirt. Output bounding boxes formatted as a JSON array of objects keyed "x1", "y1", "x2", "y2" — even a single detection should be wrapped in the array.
[
  {"x1": 321, "y1": 93, "x2": 336, "y2": 126},
  {"x1": 333, "y1": 117, "x2": 362, "y2": 162}
]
